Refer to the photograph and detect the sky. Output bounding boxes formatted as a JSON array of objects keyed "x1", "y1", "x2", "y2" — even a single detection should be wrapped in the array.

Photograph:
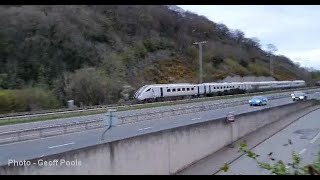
[{"x1": 178, "y1": 5, "x2": 320, "y2": 70}]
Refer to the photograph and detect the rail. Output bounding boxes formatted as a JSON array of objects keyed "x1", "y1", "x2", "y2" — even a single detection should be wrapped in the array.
[
  {"x1": 0, "y1": 88, "x2": 319, "y2": 145},
  {"x1": 0, "y1": 87, "x2": 319, "y2": 121}
]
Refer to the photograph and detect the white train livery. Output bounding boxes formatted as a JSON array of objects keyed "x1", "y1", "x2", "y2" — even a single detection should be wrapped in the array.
[{"x1": 134, "y1": 80, "x2": 306, "y2": 101}]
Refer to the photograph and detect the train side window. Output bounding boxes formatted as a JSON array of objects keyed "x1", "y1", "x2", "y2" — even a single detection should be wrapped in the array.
[
  {"x1": 146, "y1": 88, "x2": 151, "y2": 92},
  {"x1": 191, "y1": 88, "x2": 194, "y2": 90},
  {"x1": 227, "y1": 86, "x2": 229, "y2": 88},
  {"x1": 214, "y1": 87, "x2": 216, "y2": 89},
  {"x1": 182, "y1": 88, "x2": 185, "y2": 91},
  {"x1": 224, "y1": 86, "x2": 226, "y2": 88},
  {"x1": 167, "y1": 89, "x2": 171, "y2": 92},
  {"x1": 178, "y1": 88, "x2": 181, "y2": 91},
  {"x1": 187, "y1": 88, "x2": 190, "y2": 91},
  {"x1": 172, "y1": 89, "x2": 176, "y2": 92}
]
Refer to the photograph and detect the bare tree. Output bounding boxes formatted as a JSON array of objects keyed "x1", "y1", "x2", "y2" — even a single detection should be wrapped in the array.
[
  {"x1": 243, "y1": 37, "x2": 261, "y2": 49},
  {"x1": 215, "y1": 23, "x2": 231, "y2": 37},
  {"x1": 232, "y1": 29, "x2": 245, "y2": 44},
  {"x1": 266, "y1": 44, "x2": 278, "y2": 55}
]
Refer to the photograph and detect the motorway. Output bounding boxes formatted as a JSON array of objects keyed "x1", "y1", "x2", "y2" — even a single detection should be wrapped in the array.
[
  {"x1": 0, "y1": 95, "x2": 252, "y2": 132},
  {"x1": 217, "y1": 106, "x2": 320, "y2": 175},
  {"x1": 0, "y1": 92, "x2": 319, "y2": 167},
  {"x1": 0, "y1": 90, "x2": 304, "y2": 132}
]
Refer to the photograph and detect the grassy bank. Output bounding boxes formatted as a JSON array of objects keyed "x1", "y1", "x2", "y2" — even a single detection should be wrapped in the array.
[{"x1": 0, "y1": 87, "x2": 317, "y2": 127}]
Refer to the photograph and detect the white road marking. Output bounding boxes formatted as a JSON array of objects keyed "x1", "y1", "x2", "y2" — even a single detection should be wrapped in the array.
[
  {"x1": 48, "y1": 142, "x2": 75, "y2": 149},
  {"x1": 299, "y1": 148, "x2": 307, "y2": 155},
  {"x1": 0, "y1": 127, "x2": 101, "y2": 147},
  {"x1": 310, "y1": 131, "x2": 320, "y2": 144},
  {"x1": 138, "y1": 127, "x2": 152, "y2": 131},
  {"x1": 191, "y1": 117, "x2": 201, "y2": 121}
]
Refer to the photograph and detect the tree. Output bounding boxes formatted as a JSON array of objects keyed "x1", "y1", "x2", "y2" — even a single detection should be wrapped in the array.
[
  {"x1": 231, "y1": 29, "x2": 245, "y2": 44},
  {"x1": 0, "y1": 73, "x2": 8, "y2": 89},
  {"x1": 0, "y1": 5, "x2": 317, "y2": 113},
  {"x1": 215, "y1": 23, "x2": 231, "y2": 38},
  {"x1": 63, "y1": 67, "x2": 120, "y2": 106},
  {"x1": 266, "y1": 43, "x2": 278, "y2": 55},
  {"x1": 245, "y1": 37, "x2": 261, "y2": 48}
]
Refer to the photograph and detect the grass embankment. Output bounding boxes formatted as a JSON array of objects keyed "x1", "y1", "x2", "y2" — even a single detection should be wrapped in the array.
[{"x1": 1, "y1": 87, "x2": 315, "y2": 127}]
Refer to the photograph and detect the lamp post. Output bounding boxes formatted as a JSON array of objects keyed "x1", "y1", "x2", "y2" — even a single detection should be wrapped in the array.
[
  {"x1": 193, "y1": 41, "x2": 207, "y2": 83},
  {"x1": 266, "y1": 44, "x2": 278, "y2": 76}
]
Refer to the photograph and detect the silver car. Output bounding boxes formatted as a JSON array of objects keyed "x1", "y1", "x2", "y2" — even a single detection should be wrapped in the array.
[{"x1": 291, "y1": 91, "x2": 307, "y2": 101}]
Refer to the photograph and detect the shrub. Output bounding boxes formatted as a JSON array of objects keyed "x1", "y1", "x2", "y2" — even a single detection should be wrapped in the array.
[
  {"x1": 0, "y1": 88, "x2": 61, "y2": 114},
  {"x1": 248, "y1": 63, "x2": 270, "y2": 76},
  {"x1": 17, "y1": 88, "x2": 62, "y2": 111},
  {"x1": 63, "y1": 67, "x2": 122, "y2": 106},
  {"x1": 225, "y1": 58, "x2": 249, "y2": 76}
]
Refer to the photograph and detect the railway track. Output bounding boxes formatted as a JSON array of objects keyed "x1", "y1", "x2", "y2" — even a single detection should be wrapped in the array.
[{"x1": 0, "y1": 87, "x2": 319, "y2": 121}]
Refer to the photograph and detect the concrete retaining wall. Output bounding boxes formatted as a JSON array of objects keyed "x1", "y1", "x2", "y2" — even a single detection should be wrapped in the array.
[{"x1": 0, "y1": 100, "x2": 316, "y2": 175}]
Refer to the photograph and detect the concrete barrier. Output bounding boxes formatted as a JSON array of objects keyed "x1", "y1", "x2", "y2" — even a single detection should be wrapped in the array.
[{"x1": 0, "y1": 100, "x2": 316, "y2": 175}]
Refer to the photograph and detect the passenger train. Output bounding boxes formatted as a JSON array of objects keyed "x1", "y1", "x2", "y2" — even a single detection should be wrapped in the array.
[{"x1": 134, "y1": 80, "x2": 306, "y2": 101}]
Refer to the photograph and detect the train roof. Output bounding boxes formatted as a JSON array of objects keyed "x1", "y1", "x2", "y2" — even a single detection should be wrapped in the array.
[
  {"x1": 140, "y1": 80, "x2": 305, "y2": 89},
  {"x1": 147, "y1": 83, "x2": 197, "y2": 88},
  {"x1": 203, "y1": 80, "x2": 305, "y2": 85}
]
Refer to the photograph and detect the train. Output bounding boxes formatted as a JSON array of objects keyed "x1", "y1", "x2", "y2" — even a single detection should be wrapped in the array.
[{"x1": 134, "y1": 80, "x2": 306, "y2": 102}]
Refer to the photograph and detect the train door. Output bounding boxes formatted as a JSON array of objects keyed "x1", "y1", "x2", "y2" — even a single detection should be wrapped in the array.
[
  {"x1": 160, "y1": 88, "x2": 163, "y2": 97},
  {"x1": 198, "y1": 85, "x2": 205, "y2": 95}
]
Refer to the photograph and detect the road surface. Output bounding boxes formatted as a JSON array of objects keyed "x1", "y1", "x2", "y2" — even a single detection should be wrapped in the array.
[
  {"x1": 0, "y1": 93, "x2": 319, "y2": 167},
  {"x1": 0, "y1": 91, "x2": 304, "y2": 132},
  {"x1": 217, "y1": 106, "x2": 320, "y2": 175}
]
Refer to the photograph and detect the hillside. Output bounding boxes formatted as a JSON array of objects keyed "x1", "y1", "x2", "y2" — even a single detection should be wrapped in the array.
[{"x1": 0, "y1": 5, "x2": 319, "y2": 112}]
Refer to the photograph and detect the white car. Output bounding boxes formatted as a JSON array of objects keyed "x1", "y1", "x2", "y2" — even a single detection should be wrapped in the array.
[{"x1": 291, "y1": 91, "x2": 307, "y2": 101}]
